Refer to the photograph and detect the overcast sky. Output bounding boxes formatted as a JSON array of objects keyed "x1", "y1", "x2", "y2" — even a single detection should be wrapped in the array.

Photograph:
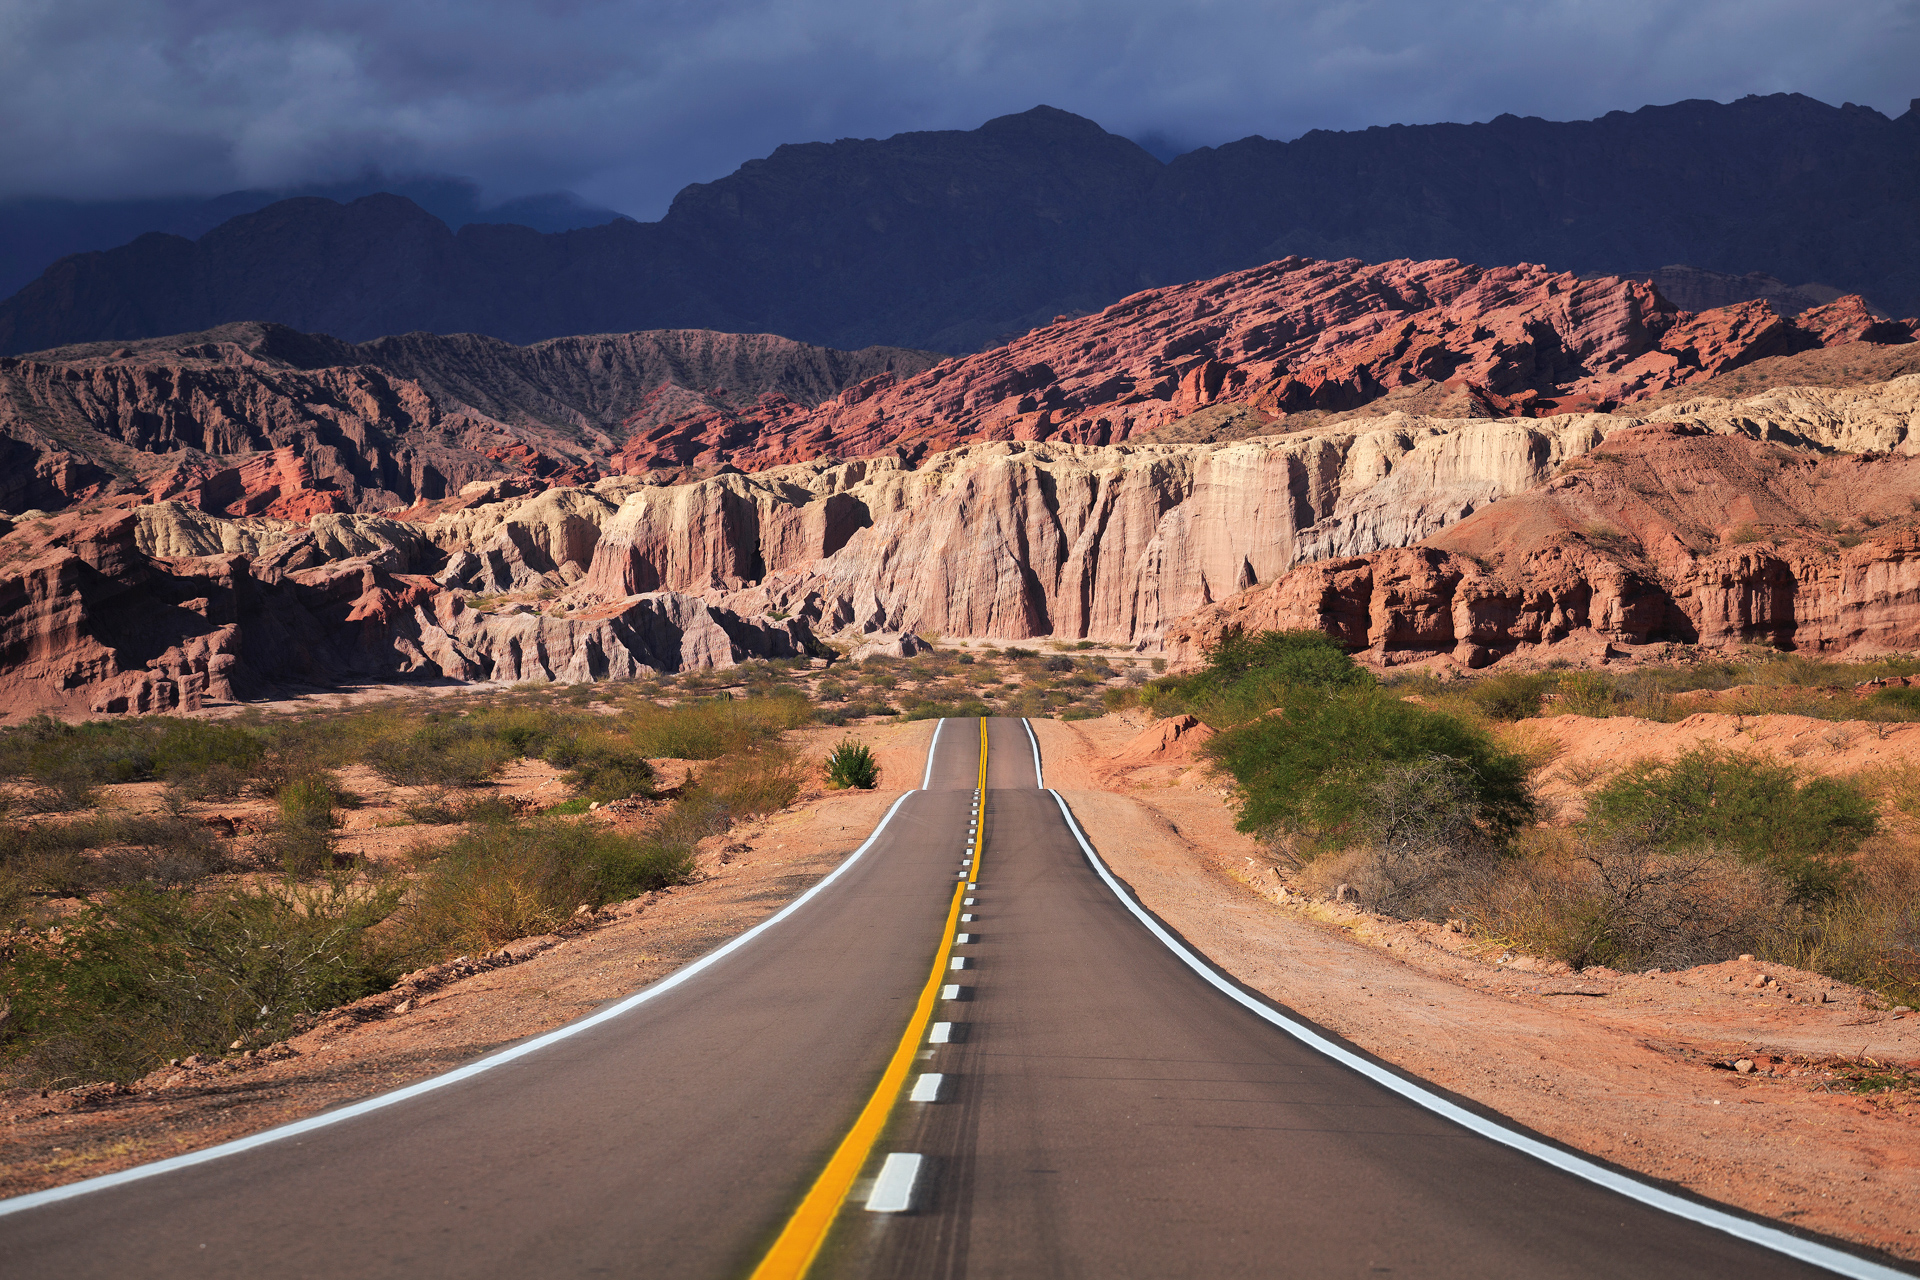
[{"x1": 3, "y1": 0, "x2": 1915, "y2": 218}]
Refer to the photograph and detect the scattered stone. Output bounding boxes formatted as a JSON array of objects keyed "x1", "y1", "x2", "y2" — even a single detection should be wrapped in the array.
[{"x1": 1735, "y1": 1059, "x2": 1756, "y2": 1074}]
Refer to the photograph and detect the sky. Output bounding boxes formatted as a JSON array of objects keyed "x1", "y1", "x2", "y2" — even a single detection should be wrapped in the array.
[{"x1": 3, "y1": 0, "x2": 1916, "y2": 220}]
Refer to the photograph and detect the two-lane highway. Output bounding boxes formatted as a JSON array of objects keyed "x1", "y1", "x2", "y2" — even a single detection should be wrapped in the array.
[{"x1": 2, "y1": 717, "x2": 1905, "y2": 1279}]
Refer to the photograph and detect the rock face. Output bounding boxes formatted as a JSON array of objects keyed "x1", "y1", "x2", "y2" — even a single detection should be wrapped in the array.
[
  {"x1": 609, "y1": 257, "x2": 1916, "y2": 475},
  {"x1": 0, "y1": 505, "x2": 819, "y2": 717},
  {"x1": 1166, "y1": 376, "x2": 1920, "y2": 669},
  {"x1": 0, "y1": 322, "x2": 938, "y2": 514},
  {"x1": 6, "y1": 94, "x2": 1920, "y2": 356}
]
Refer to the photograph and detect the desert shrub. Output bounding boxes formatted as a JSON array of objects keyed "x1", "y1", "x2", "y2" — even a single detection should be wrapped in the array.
[
  {"x1": 402, "y1": 792, "x2": 520, "y2": 825},
  {"x1": 544, "y1": 733, "x2": 657, "y2": 804},
  {"x1": 1770, "y1": 842, "x2": 1920, "y2": 1008},
  {"x1": 1870, "y1": 687, "x2": 1920, "y2": 717},
  {"x1": 1, "y1": 879, "x2": 401, "y2": 1085},
  {"x1": 398, "y1": 817, "x2": 695, "y2": 957},
  {"x1": 1210, "y1": 686, "x2": 1534, "y2": 848},
  {"x1": 824, "y1": 741, "x2": 879, "y2": 789},
  {"x1": 1148, "y1": 628, "x2": 1372, "y2": 725},
  {"x1": 1556, "y1": 671, "x2": 1620, "y2": 717},
  {"x1": 364, "y1": 718, "x2": 515, "y2": 788},
  {"x1": 0, "y1": 815, "x2": 232, "y2": 918},
  {"x1": 269, "y1": 778, "x2": 343, "y2": 875},
  {"x1": 1479, "y1": 842, "x2": 1798, "y2": 971},
  {"x1": 1299, "y1": 758, "x2": 1505, "y2": 919},
  {"x1": 1469, "y1": 672, "x2": 1551, "y2": 721},
  {"x1": 699, "y1": 746, "x2": 807, "y2": 819},
  {"x1": 902, "y1": 700, "x2": 993, "y2": 722},
  {"x1": 1584, "y1": 748, "x2": 1876, "y2": 898},
  {"x1": 621, "y1": 692, "x2": 812, "y2": 759}
]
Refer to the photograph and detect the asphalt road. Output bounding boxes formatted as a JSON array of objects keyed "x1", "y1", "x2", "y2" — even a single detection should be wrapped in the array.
[
  {"x1": 2, "y1": 717, "x2": 1901, "y2": 1278},
  {"x1": 817, "y1": 718, "x2": 1883, "y2": 1280},
  {"x1": 1, "y1": 720, "x2": 987, "y2": 1279}
]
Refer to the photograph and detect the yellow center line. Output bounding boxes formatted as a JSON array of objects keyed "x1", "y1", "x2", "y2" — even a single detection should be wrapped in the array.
[{"x1": 748, "y1": 717, "x2": 988, "y2": 1280}]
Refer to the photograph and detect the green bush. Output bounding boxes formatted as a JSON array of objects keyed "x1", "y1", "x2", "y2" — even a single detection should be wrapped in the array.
[
  {"x1": 1, "y1": 879, "x2": 400, "y2": 1085},
  {"x1": 1209, "y1": 686, "x2": 1534, "y2": 848},
  {"x1": 544, "y1": 734, "x2": 656, "y2": 804},
  {"x1": 902, "y1": 701, "x2": 992, "y2": 722},
  {"x1": 0, "y1": 815, "x2": 232, "y2": 918},
  {"x1": 1469, "y1": 672, "x2": 1551, "y2": 721},
  {"x1": 398, "y1": 816, "x2": 695, "y2": 956},
  {"x1": 1146, "y1": 628, "x2": 1372, "y2": 725},
  {"x1": 269, "y1": 778, "x2": 343, "y2": 874},
  {"x1": 365, "y1": 719, "x2": 515, "y2": 788},
  {"x1": 1584, "y1": 748, "x2": 1876, "y2": 898},
  {"x1": 824, "y1": 741, "x2": 879, "y2": 789}
]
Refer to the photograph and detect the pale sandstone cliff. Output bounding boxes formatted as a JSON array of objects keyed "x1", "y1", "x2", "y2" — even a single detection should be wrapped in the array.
[
  {"x1": 9, "y1": 374, "x2": 1920, "y2": 714},
  {"x1": 1167, "y1": 377, "x2": 1920, "y2": 670}
]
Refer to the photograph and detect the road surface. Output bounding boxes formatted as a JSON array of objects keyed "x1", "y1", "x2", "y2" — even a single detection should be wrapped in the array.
[{"x1": 0, "y1": 718, "x2": 1900, "y2": 1278}]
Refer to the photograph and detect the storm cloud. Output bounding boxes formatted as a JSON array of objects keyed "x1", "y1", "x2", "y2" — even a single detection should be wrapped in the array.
[{"x1": 3, "y1": 0, "x2": 1915, "y2": 217}]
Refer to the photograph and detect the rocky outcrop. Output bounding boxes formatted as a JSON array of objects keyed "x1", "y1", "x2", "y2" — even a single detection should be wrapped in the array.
[
  {"x1": 0, "y1": 322, "x2": 938, "y2": 515},
  {"x1": 1166, "y1": 389, "x2": 1920, "y2": 669},
  {"x1": 609, "y1": 258, "x2": 1916, "y2": 475},
  {"x1": 0, "y1": 505, "x2": 819, "y2": 716}
]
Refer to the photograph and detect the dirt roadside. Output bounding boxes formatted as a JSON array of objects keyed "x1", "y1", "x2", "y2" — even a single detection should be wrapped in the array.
[
  {"x1": 0, "y1": 719, "x2": 937, "y2": 1200},
  {"x1": 1031, "y1": 713, "x2": 1920, "y2": 1264}
]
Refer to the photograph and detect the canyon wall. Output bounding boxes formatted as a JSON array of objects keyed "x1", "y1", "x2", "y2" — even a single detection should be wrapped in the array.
[{"x1": 1167, "y1": 378, "x2": 1920, "y2": 669}]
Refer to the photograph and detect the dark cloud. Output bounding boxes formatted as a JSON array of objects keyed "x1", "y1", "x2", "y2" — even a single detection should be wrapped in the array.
[{"x1": 3, "y1": 0, "x2": 1915, "y2": 218}]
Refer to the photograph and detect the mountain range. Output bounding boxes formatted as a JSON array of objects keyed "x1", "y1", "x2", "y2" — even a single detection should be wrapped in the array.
[{"x1": 4, "y1": 94, "x2": 1917, "y2": 358}]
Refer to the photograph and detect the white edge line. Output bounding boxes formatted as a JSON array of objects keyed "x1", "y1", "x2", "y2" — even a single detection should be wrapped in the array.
[
  {"x1": 0, "y1": 730, "x2": 952, "y2": 1222},
  {"x1": 921, "y1": 715, "x2": 947, "y2": 791},
  {"x1": 1022, "y1": 716, "x2": 1044, "y2": 788},
  {"x1": 1042, "y1": 786, "x2": 1908, "y2": 1280}
]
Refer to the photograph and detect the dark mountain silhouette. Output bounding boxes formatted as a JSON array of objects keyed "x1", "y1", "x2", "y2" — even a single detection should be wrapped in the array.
[
  {"x1": 3, "y1": 93, "x2": 1916, "y2": 358},
  {"x1": 0, "y1": 177, "x2": 623, "y2": 302}
]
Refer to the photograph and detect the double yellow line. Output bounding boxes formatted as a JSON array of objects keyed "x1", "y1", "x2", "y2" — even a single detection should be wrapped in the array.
[{"x1": 750, "y1": 717, "x2": 987, "y2": 1280}]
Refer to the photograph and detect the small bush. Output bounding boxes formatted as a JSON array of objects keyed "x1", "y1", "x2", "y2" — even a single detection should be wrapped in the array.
[
  {"x1": 398, "y1": 817, "x2": 696, "y2": 957},
  {"x1": 365, "y1": 720, "x2": 514, "y2": 788},
  {"x1": 902, "y1": 701, "x2": 992, "y2": 722},
  {"x1": 1300, "y1": 758, "x2": 1504, "y2": 919},
  {"x1": 0, "y1": 815, "x2": 231, "y2": 916},
  {"x1": 1469, "y1": 672, "x2": 1551, "y2": 721},
  {"x1": 1585, "y1": 748, "x2": 1876, "y2": 898},
  {"x1": 1210, "y1": 687, "x2": 1534, "y2": 848},
  {"x1": 1556, "y1": 671, "x2": 1619, "y2": 717},
  {"x1": 269, "y1": 778, "x2": 343, "y2": 874},
  {"x1": 1480, "y1": 842, "x2": 1798, "y2": 971},
  {"x1": 2, "y1": 879, "x2": 400, "y2": 1085},
  {"x1": 824, "y1": 741, "x2": 879, "y2": 790}
]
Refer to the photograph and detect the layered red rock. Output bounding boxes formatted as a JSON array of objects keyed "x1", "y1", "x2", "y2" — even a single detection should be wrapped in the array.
[
  {"x1": 612, "y1": 258, "x2": 1919, "y2": 475},
  {"x1": 1166, "y1": 402, "x2": 1920, "y2": 670},
  {"x1": 0, "y1": 322, "x2": 937, "y2": 515}
]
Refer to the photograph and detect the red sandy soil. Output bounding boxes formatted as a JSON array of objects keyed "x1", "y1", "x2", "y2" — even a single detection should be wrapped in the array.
[{"x1": 6, "y1": 711, "x2": 1917, "y2": 1262}]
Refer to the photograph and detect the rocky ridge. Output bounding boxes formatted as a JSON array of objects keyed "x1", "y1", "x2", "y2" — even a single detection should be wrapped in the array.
[
  {"x1": 608, "y1": 257, "x2": 1916, "y2": 475},
  {"x1": 0, "y1": 322, "x2": 937, "y2": 515},
  {"x1": 6, "y1": 95, "x2": 1919, "y2": 356},
  {"x1": 1167, "y1": 376, "x2": 1920, "y2": 670}
]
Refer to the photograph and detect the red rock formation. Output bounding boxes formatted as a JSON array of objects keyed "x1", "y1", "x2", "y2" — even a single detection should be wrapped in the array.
[
  {"x1": 0, "y1": 322, "x2": 936, "y2": 516},
  {"x1": 1166, "y1": 419, "x2": 1920, "y2": 670},
  {"x1": 0, "y1": 504, "x2": 820, "y2": 716},
  {"x1": 612, "y1": 258, "x2": 1917, "y2": 474}
]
